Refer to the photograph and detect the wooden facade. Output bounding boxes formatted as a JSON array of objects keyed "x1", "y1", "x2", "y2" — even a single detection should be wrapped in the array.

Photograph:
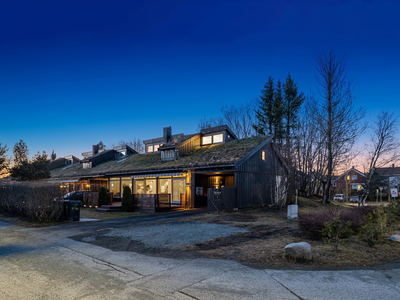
[{"x1": 235, "y1": 137, "x2": 286, "y2": 208}]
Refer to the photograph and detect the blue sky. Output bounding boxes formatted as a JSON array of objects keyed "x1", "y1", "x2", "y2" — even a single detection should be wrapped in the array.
[{"x1": 0, "y1": 0, "x2": 399, "y2": 159}]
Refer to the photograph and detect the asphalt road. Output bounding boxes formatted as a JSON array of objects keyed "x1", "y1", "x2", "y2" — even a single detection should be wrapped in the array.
[{"x1": 1, "y1": 214, "x2": 400, "y2": 299}]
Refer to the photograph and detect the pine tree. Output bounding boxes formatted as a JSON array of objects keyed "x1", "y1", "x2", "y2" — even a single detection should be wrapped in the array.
[
  {"x1": 273, "y1": 80, "x2": 285, "y2": 146},
  {"x1": 13, "y1": 139, "x2": 29, "y2": 166},
  {"x1": 283, "y1": 74, "x2": 305, "y2": 157},
  {"x1": 253, "y1": 77, "x2": 275, "y2": 135}
]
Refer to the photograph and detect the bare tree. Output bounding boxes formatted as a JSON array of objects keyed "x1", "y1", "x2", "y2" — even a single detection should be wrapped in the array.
[
  {"x1": 310, "y1": 51, "x2": 365, "y2": 203},
  {"x1": 360, "y1": 111, "x2": 399, "y2": 205},
  {"x1": 198, "y1": 100, "x2": 257, "y2": 139},
  {"x1": 220, "y1": 99, "x2": 257, "y2": 139},
  {"x1": 197, "y1": 115, "x2": 224, "y2": 132},
  {"x1": 117, "y1": 138, "x2": 145, "y2": 154}
]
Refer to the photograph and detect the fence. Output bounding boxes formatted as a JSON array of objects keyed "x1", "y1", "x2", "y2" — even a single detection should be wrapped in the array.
[{"x1": 207, "y1": 187, "x2": 236, "y2": 212}]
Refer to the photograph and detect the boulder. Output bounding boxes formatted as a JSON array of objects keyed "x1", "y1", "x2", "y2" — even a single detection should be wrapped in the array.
[
  {"x1": 390, "y1": 235, "x2": 400, "y2": 242},
  {"x1": 284, "y1": 242, "x2": 312, "y2": 260}
]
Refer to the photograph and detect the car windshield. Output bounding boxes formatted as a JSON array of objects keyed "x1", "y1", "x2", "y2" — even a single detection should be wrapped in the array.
[{"x1": 335, "y1": 194, "x2": 342, "y2": 197}]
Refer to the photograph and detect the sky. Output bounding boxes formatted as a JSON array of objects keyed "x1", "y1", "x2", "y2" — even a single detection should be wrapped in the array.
[{"x1": 0, "y1": 0, "x2": 399, "y2": 160}]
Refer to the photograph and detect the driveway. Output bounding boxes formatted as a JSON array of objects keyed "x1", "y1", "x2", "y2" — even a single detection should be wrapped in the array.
[{"x1": 1, "y1": 214, "x2": 400, "y2": 299}]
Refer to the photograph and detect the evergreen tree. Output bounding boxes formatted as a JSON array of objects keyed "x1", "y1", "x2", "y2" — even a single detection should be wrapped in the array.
[
  {"x1": 31, "y1": 151, "x2": 50, "y2": 180},
  {"x1": 253, "y1": 77, "x2": 275, "y2": 135},
  {"x1": 0, "y1": 143, "x2": 9, "y2": 177},
  {"x1": 283, "y1": 74, "x2": 305, "y2": 156},
  {"x1": 273, "y1": 80, "x2": 285, "y2": 146},
  {"x1": 13, "y1": 139, "x2": 29, "y2": 166}
]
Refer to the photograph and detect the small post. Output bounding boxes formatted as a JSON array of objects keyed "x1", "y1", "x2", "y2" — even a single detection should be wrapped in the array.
[
  {"x1": 295, "y1": 189, "x2": 298, "y2": 205},
  {"x1": 376, "y1": 189, "x2": 379, "y2": 202}
]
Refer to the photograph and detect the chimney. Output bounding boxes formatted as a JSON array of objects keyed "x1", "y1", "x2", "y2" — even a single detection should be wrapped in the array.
[
  {"x1": 352, "y1": 166, "x2": 354, "y2": 169},
  {"x1": 163, "y1": 126, "x2": 172, "y2": 143},
  {"x1": 392, "y1": 164, "x2": 395, "y2": 168},
  {"x1": 51, "y1": 150, "x2": 56, "y2": 161},
  {"x1": 92, "y1": 144, "x2": 99, "y2": 156}
]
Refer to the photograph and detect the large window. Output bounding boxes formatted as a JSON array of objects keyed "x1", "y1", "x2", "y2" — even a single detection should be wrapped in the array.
[
  {"x1": 172, "y1": 179, "x2": 185, "y2": 203},
  {"x1": 146, "y1": 179, "x2": 157, "y2": 194},
  {"x1": 121, "y1": 177, "x2": 132, "y2": 193},
  {"x1": 134, "y1": 180, "x2": 145, "y2": 194},
  {"x1": 147, "y1": 144, "x2": 162, "y2": 153},
  {"x1": 159, "y1": 178, "x2": 171, "y2": 194},
  {"x1": 109, "y1": 178, "x2": 120, "y2": 198}
]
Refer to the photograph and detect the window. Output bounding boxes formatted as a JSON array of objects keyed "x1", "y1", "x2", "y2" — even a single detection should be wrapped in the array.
[
  {"x1": 262, "y1": 151, "x2": 266, "y2": 160},
  {"x1": 159, "y1": 178, "x2": 171, "y2": 194},
  {"x1": 154, "y1": 144, "x2": 160, "y2": 152},
  {"x1": 147, "y1": 145, "x2": 153, "y2": 152},
  {"x1": 145, "y1": 179, "x2": 157, "y2": 194},
  {"x1": 202, "y1": 136, "x2": 212, "y2": 145},
  {"x1": 213, "y1": 134, "x2": 223, "y2": 143},
  {"x1": 121, "y1": 177, "x2": 132, "y2": 192},
  {"x1": 134, "y1": 180, "x2": 144, "y2": 194},
  {"x1": 109, "y1": 178, "x2": 121, "y2": 198},
  {"x1": 352, "y1": 175, "x2": 357, "y2": 180}
]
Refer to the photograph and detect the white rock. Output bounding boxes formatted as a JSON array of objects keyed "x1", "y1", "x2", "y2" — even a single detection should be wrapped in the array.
[
  {"x1": 390, "y1": 235, "x2": 400, "y2": 242},
  {"x1": 284, "y1": 242, "x2": 312, "y2": 260}
]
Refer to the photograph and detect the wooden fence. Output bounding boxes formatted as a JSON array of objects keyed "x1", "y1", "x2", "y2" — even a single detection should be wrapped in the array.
[{"x1": 207, "y1": 187, "x2": 236, "y2": 212}]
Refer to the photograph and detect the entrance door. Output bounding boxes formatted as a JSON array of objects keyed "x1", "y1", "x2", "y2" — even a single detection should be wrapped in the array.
[{"x1": 172, "y1": 179, "x2": 185, "y2": 205}]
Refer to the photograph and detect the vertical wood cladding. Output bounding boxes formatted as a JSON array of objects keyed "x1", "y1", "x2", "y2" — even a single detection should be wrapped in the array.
[
  {"x1": 177, "y1": 134, "x2": 201, "y2": 157},
  {"x1": 235, "y1": 141, "x2": 284, "y2": 208}
]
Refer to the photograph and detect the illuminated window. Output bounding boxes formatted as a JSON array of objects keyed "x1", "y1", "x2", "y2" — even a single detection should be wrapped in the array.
[
  {"x1": 147, "y1": 145, "x2": 154, "y2": 152},
  {"x1": 134, "y1": 180, "x2": 144, "y2": 194},
  {"x1": 262, "y1": 151, "x2": 266, "y2": 160},
  {"x1": 213, "y1": 134, "x2": 223, "y2": 143},
  {"x1": 154, "y1": 144, "x2": 160, "y2": 152},
  {"x1": 202, "y1": 136, "x2": 212, "y2": 145}
]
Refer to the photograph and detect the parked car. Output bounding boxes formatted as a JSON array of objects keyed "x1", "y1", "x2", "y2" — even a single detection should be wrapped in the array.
[
  {"x1": 333, "y1": 194, "x2": 345, "y2": 202},
  {"x1": 62, "y1": 191, "x2": 85, "y2": 201},
  {"x1": 349, "y1": 196, "x2": 359, "y2": 203}
]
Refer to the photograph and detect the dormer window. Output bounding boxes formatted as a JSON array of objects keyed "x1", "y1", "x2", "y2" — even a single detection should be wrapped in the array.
[
  {"x1": 213, "y1": 134, "x2": 223, "y2": 143},
  {"x1": 202, "y1": 133, "x2": 224, "y2": 145},
  {"x1": 202, "y1": 136, "x2": 212, "y2": 145}
]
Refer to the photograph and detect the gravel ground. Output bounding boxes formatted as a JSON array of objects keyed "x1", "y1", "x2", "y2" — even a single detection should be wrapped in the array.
[{"x1": 100, "y1": 221, "x2": 248, "y2": 248}]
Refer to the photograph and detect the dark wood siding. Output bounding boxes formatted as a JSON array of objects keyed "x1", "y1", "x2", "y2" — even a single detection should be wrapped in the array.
[{"x1": 235, "y1": 140, "x2": 285, "y2": 208}]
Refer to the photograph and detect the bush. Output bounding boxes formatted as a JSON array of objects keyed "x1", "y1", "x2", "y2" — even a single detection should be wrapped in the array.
[
  {"x1": 339, "y1": 206, "x2": 375, "y2": 234},
  {"x1": 298, "y1": 211, "x2": 334, "y2": 240},
  {"x1": 322, "y1": 214, "x2": 353, "y2": 250},
  {"x1": 0, "y1": 182, "x2": 64, "y2": 222},
  {"x1": 121, "y1": 186, "x2": 133, "y2": 212},
  {"x1": 358, "y1": 207, "x2": 387, "y2": 247},
  {"x1": 97, "y1": 187, "x2": 109, "y2": 207}
]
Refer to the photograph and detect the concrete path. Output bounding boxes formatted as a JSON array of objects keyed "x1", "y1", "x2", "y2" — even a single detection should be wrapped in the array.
[{"x1": 1, "y1": 219, "x2": 399, "y2": 299}]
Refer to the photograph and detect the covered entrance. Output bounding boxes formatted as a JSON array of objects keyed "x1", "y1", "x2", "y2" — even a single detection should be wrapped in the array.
[{"x1": 193, "y1": 172, "x2": 234, "y2": 207}]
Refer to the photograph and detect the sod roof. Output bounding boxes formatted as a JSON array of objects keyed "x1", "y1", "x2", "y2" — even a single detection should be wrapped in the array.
[{"x1": 50, "y1": 136, "x2": 269, "y2": 179}]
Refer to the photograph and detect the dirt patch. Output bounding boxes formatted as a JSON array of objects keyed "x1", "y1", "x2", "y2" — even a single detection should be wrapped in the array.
[{"x1": 73, "y1": 198, "x2": 400, "y2": 270}]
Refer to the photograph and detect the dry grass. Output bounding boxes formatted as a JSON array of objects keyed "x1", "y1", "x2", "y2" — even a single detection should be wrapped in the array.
[
  {"x1": 80, "y1": 208, "x2": 144, "y2": 220},
  {"x1": 181, "y1": 198, "x2": 400, "y2": 270}
]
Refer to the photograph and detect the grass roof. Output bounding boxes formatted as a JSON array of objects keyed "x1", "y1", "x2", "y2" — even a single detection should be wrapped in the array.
[{"x1": 50, "y1": 136, "x2": 269, "y2": 178}]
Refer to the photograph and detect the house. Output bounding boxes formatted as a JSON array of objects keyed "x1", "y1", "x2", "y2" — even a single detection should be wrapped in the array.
[
  {"x1": 48, "y1": 151, "x2": 81, "y2": 171},
  {"x1": 50, "y1": 125, "x2": 287, "y2": 211},
  {"x1": 331, "y1": 167, "x2": 366, "y2": 196},
  {"x1": 375, "y1": 164, "x2": 400, "y2": 188}
]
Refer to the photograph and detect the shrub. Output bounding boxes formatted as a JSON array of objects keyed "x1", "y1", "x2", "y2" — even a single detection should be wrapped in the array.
[
  {"x1": 0, "y1": 182, "x2": 64, "y2": 222},
  {"x1": 384, "y1": 201, "x2": 400, "y2": 232},
  {"x1": 298, "y1": 211, "x2": 334, "y2": 240},
  {"x1": 358, "y1": 207, "x2": 387, "y2": 247},
  {"x1": 121, "y1": 186, "x2": 133, "y2": 212},
  {"x1": 322, "y1": 214, "x2": 353, "y2": 250},
  {"x1": 339, "y1": 206, "x2": 375, "y2": 234},
  {"x1": 97, "y1": 187, "x2": 109, "y2": 207}
]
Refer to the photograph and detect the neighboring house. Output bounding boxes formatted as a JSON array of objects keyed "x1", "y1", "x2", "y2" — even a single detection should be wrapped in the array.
[
  {"x1": 375, "y1": 164, "x2": 400, "y2": 188},
  {"x1": 50, "y1": 125, "x2": 287, "y2": 210},
  {"x1": 81, "y1": 144, "x2": 137, "y2": 169},
  {"x1": 331, "y1": 167, "x2": 366, "y2": 193},
  {"x1": 48, "y1": 152, "x2": 81, "y2": 171}
]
